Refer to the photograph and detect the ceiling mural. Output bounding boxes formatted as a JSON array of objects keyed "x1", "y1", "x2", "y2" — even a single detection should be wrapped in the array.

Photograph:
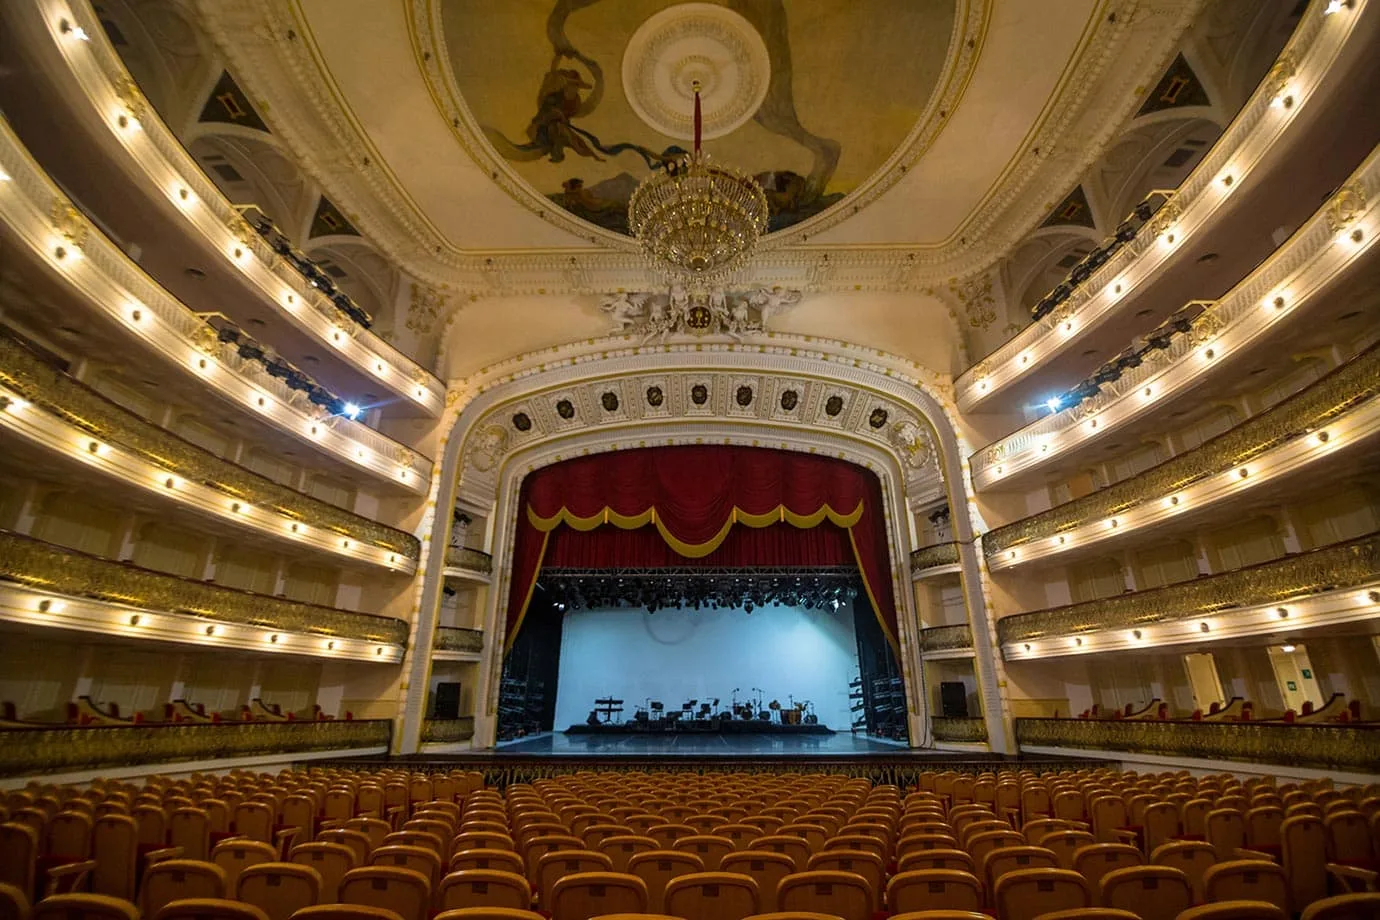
[{"x1": 439, "y1": 0, "x2": 957, "y2": 236}]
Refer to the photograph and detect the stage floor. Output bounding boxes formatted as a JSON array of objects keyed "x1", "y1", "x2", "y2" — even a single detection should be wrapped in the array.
[{"x1": 496, "y1": 731, "x2": 911, "y2": 757}]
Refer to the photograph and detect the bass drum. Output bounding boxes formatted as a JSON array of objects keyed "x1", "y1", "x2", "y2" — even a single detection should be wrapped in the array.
[
  {"x1": 803, "y1": 713, "x2": 819, "y2": 725},
  {"x1": 757, "y1": 710, "x2": 771, "y2": 721},
  {"x1": 781, "y1": 708, "x2": 802, "y2": 725}
]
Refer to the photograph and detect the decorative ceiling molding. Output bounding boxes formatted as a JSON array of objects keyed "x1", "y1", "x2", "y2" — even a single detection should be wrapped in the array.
[{"x1": 194, "y1": 0, "x2": 1203, "y2": 295}]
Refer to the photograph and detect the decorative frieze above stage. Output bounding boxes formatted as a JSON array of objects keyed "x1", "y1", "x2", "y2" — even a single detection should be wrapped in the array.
[{"x1": 599, "y1": 287, "x2": 802, "y2": 339}]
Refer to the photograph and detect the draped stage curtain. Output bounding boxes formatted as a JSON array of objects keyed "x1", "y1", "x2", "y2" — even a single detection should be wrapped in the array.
[{"x1": 504, "y1": 446, "x2": 899, "y2": 652}]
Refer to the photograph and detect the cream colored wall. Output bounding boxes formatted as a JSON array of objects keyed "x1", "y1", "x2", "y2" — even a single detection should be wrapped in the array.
[{"x1": 440, "y1": 291, "x2": 968, "y2": 381}]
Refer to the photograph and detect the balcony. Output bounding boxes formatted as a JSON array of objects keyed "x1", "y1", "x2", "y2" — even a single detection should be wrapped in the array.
[
  {"x1": 0, "y1": 718, "x2": 391, "y2": 778},
  {"x1": 421, "y1": 717, "x2": 476, "y2": 745},
  {"x1": 910, "y1": 542, "x2": 961, "y2": 579},
  {"x1": 0, "y1": 116, "x2": 433, "y2": 492},
  {"x1": 999, "y1": 532, "x2": 1380, "y2": 657},
  {"x1": 932, "y1": 717, "x2": 988, "y2": 744},
  {"x1": 0, "y1": 330, "x2": 419, "y2": 572},
  {"x1": 444, "y1": 547, "x2": 493, "y2": 582},
  {"x1": 1015, "y1": 717, "x2": 1380, "y2": 774},
  {"x1": 920, "y1": 625, "x2": 974, "y2": 657},
  {"x1": 986, "y1": 341, "x2": 1380, "y2": 567},
  {"x1": 0, "y1": 530, "x2": 408, "y2": 653},
  {"x1": 434, "y1": 627, "x2": 484, "y2": 659}
]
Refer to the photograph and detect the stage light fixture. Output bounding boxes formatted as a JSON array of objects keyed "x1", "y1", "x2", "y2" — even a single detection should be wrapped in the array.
[{"x1": 342, "y1": 402, "x2": 362, "y2": 420}]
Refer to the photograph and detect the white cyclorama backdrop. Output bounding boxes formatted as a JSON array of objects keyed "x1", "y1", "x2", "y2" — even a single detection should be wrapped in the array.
[{"x1": 555, "y1": 600, "x2": 860, "y2": 730}]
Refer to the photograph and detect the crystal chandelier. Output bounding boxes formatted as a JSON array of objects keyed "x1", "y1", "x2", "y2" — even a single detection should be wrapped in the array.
[{"x1": 628, "y1": 83, "x2": 769, "y2": 281}]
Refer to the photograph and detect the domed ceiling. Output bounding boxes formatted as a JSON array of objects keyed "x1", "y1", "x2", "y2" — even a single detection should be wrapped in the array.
[{"x1": 438, "y1": 0, "x2": 957, "y2": 236}]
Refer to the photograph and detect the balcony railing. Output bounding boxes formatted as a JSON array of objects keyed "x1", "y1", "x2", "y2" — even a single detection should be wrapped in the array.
[
  {"x1": 0, "y1": 330, "x2": 419, "y2": 561},
  {"x1": 434, "y1": 627, "x2": 484, "y2": 654},
  {"x1": 911, "y1": 542, "x2": 960, "y2": 573},
  {"x1": 0, "y1": 530, "x2": 408, "y2": 646},
  {"x1": 920, "y1": 625, "x2": 974, "y2": 653},
  {"x1": 444, "y1": 547, "x2": 494, "y2": 575},
  {"x1": 986, "y1": 342, "x2": 1380, "y2": 557},
  {"x1": 1015, "y1": 717, "x2": 1380, "y2": 773},
  {"x1": 932, "y1": 717, "x2": 988, "y2": 744},
  {"x1": 997, "y1": 532, "x2": 1380, "y2": 646},
  {"x1": 0, "y1": 718, "x2": 391, "y2": 777},
  {"x1": 421, "y1": 717, "x2": 476, "y2": 744}
]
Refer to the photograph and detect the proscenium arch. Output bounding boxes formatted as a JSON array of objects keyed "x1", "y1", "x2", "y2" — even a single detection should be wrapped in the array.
[{"x1": 400, "y1": 336, "x2": 1012, "y2": 754}]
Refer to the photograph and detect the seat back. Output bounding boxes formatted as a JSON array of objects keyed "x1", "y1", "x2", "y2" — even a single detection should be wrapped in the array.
[
  {"x1": 673, "y1": 835, "x2": 735, "y2": 871},
  {"x1": 1204, "y1": 861, "x2": 1290, "y2": 914},
  {"x1": 237, "y1": 862, "x2": 323, "y2": 920},
  {"x1": 291, "y1": 843, "x2": 357, "y2": 903},
  {"x1": 434, "y1": 869, "x2": 531, "y2": 912},
  {"x1": 520, "y1": 835, "x2": 583, "y2": 885},
  {"x1": 1323, "y1": 811, "x2": 1372, "y2": 864},
  {"x1": 1142, "y1": 803, "x2": 1181, "y2": 854},
  {"x1": 547, "y1": 871, "x2": 647, "y2": 920},
  {"x1": 448, "y1": 849, "x2": 525, "y2": 877},
  {"x1": 1299, "y1": 892, "x2": 1380, "y2": 920},
  {"x1": 536, "y1": 850, "x2": 612, "y2": 906},
  {"x1": 31, "y1": 893, "x2": 140, "y2": 920},
  {"x1": 719, "y1": 851, "x2": 796, "y2": 912},
  {"x1": 664, "y1": 871, "x2": 760, "y2": 920},
  {"x1": 806, "y1": 851, "x2": 883, "y2": 910},
  {"x1": 91, "y1": 815, "x2": 138, "y2": 900},
  {"x1": 993, "y1": 868, "x2": 1092, "y2": 920},
  {"x1": 234, "y1": 804, "x2": 275, "y2": 844},
  {"x1": 896, "y1": 848, "x2": 975, "y2": 875},
  {"x1": 319, "y1": 831, "x2": 372, "y2": 867},
  {"x1": 776, "y1": 870, "x2": 871, "y2": 920},
  {"x1": 338, "y1": 866, "x2": 431, "y2": 920},
  {"x1": 1150, "y1": 841, "x2": 1217, "y2": 903},
  {"x1": 716, "y1": 824, "x2": 763, "y2": 851},
  {"x1": 141, "y1": 859, "x2": 229, "y2": 918},
  {"x1": 46, "y1": 811, "x2": 93, "y2": 859},
  {"x1": 213, "y1": 840, "x2": 278, "y2": 891},
  {"x1": 984, "y1": 845, "x2": 1059, "y2": 894},
  {"x1": 0, "y1": 824, "x2": 37, "y2": 895},
  {"x1": 1207, "y1": 810, "x2": 1247, "y2": 859},
  {"x1": 885, "y1": 869, "x2": 982, "y2": 914},
  {"x1": 1072, "y1": 844, "x2": 1142, "y2": 893},
  {"x1": 751, "y1": 836, "x2": 810, "y2": 871},
  {"x1": 627, "y1": 850, "x2": 704, "y2": 912},
  {"x1": 453, "y1": 832, "x2": 515, "y2": 854},
  {"x1": 1175, "y1": 901, "x2": 1287, "y2": 920},
  {"x1": 1281, "y1": 814, "x2": 1327, "y2": 910},
  {"x1": 368, "y1": 846, "x2": 441, "y2": 891},
  {"x1": 1044, "y1": 831, "x2": 1097, "y2": 870},
  {"x1": 597, "y1": 836, "x2": 658, "y2": 873},
  {"x1": 647, "y1": 824, "x2": 697, "y2": 849},
  {"x1": 1099, "y1": 865, "x2": 1192, "y2": 920}
]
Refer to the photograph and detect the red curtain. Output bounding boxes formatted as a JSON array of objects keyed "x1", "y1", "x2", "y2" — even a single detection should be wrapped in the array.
[{"x1": 504, "y1": 446, "x2": 899, "y2": 652}]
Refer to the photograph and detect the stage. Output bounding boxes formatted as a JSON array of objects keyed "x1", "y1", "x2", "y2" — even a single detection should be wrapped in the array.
[
  {"x1": 526, "y1": 731, "x2": 891, "y2": 756},
  {"x1": 565, "y1": 719, "x2": 834, "y2": 737}
]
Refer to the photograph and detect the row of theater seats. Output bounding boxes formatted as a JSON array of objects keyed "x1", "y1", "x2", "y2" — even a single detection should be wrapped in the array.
[
  {"x1": 0, "y1": 698, "x2": 341, "y2": 728},
  {"x1": 1, "y1": 767, "x2": 1379, "y2": 920},
  {"x1": 1075, "y1": 696, "x2": 1367, "y2": 724}
]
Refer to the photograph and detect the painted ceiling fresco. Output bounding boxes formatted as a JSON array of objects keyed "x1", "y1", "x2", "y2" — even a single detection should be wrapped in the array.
[{"x1": 440, "y1": 0, "x2": 957, "y2": 236}]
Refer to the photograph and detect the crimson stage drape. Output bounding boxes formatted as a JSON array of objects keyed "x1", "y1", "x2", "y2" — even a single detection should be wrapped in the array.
[{"x1": 504, "y1": 446, "x2": 899, "y2": 652}]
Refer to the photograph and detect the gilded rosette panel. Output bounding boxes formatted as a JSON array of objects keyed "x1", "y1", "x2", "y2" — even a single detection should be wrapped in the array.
[
  {"x1": 986, "y1": 342, "x2": 1380, "y2": 556},
  {"x1": 1015, "y1": 717, "x2": 1380, "y2": 772},
  {"x1": 920, "y1": 624, "x2": 974, "y2": 652},
  {"x1": 932, "y1": 717, "x2": 988, "y2": 743},
  {"x1": 911, "y1": 542, "x2": 961, "y2": 572},
  {"x1": 444, "y1": 547, "x2": 494, "y2": 574},
  {"x1": 0, "y1": 530, "x2": 409, "y2": 645},
  {"x1": 434, "y1": 627, "x2": 485, "y2": 653},
  {"x1": 0, "y1": 719, "x2": 391, "y2": 776},
  {"x1": 421, "y1": 717, "x2": 476, "y2": 743},
  {"x1": 998, "y1": 533, "x2": 1380, "y2": 644},
  {"x1": 0, "y1": 332, "x2": 419, "y2": 560}
]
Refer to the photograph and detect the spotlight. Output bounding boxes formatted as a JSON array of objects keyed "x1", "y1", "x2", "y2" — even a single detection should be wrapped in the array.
[
  {"x1": 342, "y1": 402, "x2": 362, "y2": 420},
  {"x1": 1280, "y1": 643, "x2": 1296, "y2": 653},
  {"x1": 1045, "y1": 396, "x2": 1062, "y2": 412}
]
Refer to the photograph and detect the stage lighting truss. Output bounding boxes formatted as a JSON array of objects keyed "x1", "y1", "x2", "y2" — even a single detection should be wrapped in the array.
[{"x1": 538, "y1": 566, "x2": 862, "y2": 614}]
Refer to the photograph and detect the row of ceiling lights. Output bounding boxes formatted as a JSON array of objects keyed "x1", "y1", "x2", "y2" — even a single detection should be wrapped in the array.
[
  {"x1": 965, "y1": 0, "x2": 1356, "y2": 409},
  {"x1": 0, "y1": 390, "x2": 412, "y2": 571},
  {"x1": 1012, "y1": 589, "x2": 1379, "y2": 657},
  {"x1": 25, "y1": 592, "x2": 397, "y2": 658}
]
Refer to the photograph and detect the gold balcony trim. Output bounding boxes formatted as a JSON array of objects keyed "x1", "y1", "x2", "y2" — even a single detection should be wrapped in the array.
[
  {"x1": 0, "y1": 718, "x2": 391, "y2": 777},
  {"x1": 444, "y1": 546, "x2": 494, "y2": 574},
  {"x1": 932, "y1": 717, "x2": 988, "y2": 743},
  {"x1": 911, "y1": 542, "x2": 961, "y2": 572},
  {"x1": 434, "y1": 627, "x2": 484, "y2": 654},
  {"x1": 0, "y1": 331, "x2": 419, "y2": 560},
  {"x1": 1015, "y1": 717, "x2": 1380, "y2": 773},
  {"x1": 0, "y1": 530, "x2": 409, "y2": 646},
  {"x1": 997, "y1": 532, "x2": 1380, "y2": 645},
  {"x1": 986, "y1": 343, "x2": 1380, "y2": 556},
  {"x1": 920, "y1": 624, "x2": 974, "y2": 652},
  {"x1": 421, "y1": 717, "x2": 476, "y2": 744}
]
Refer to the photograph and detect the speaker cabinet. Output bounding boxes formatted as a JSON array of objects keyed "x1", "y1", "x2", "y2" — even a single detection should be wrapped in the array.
[
  {"x1": 939, "y1": 681, "x2": 968, "y2": 719},
  {"x1": 433, "y1": 682, "x2": 462, "y2": 719}
]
